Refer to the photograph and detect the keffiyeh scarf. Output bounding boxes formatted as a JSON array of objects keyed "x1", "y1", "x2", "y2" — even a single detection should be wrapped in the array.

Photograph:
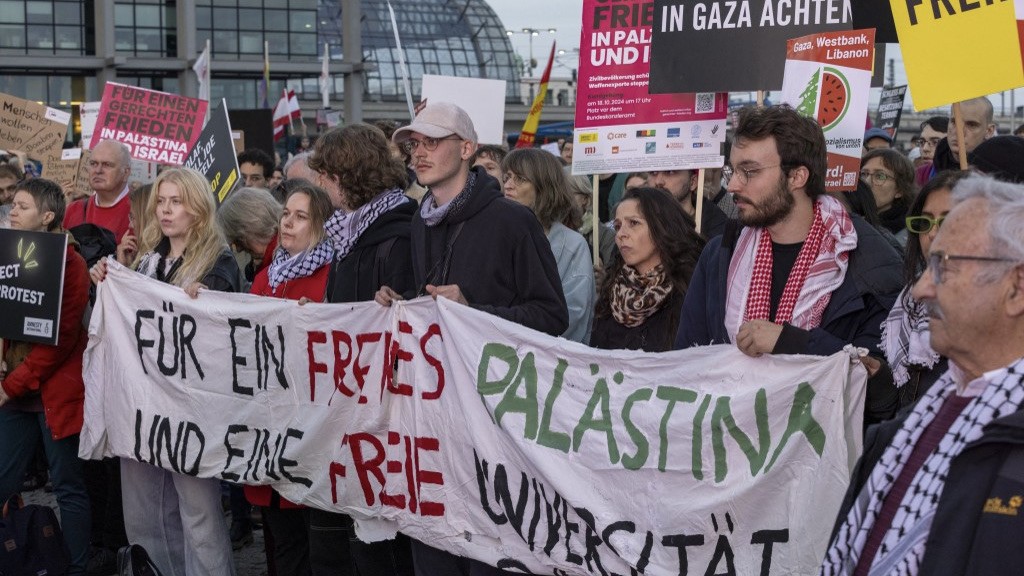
[
  {"x1": 610, "y1": 264, "x2": 673, "y2": 328},
  {"x1": 325, "y1": 188, "x2": 409, "y2": 260},
  {"x1": 420, "y1": 171, "x2": 477, "y2": 227},
  {"x1": 266, "y1": 239, "x2": 334, "y2": 290},
  {"x1": 880, "y1": 286, "x2": 941, "y2": 388},
  {"x1": 820, "y1": 357, "x2": 1024, "y2": 575},
  {"x1": 724, "y1": 194, "x2": 856, "y2": 341}
]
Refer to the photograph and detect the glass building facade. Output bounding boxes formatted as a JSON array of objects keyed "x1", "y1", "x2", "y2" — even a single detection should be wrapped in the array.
[{"x1": 0, "y1": 0, "x2": 523, "y2": 112}]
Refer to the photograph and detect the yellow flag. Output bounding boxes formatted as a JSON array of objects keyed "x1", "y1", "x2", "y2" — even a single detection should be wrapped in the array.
[{"x1": 515, "y1": 43, "x2": 556, "y2": 148}]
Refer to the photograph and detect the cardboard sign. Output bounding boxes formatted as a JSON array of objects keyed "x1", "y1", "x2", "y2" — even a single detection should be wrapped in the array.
[
  {"x1": 420, "y1": 75, "x2": 507, "y2": 145},
  {"x1": 875, "y1": 85, "x2": 908, "y2": 140},
  {"x1": 649, "y1": 0, "x2": 853, "y2": 93},
  {"x1": 90, "y1": 83, "x2": 207, "y2": 165},
  {"x1": 42, "y1": 148, "x2": 85, "y2": 197},
  {"x1": 0, "y1": 92, "x2": 70, "y2": 164},
  {"x1": 0, "y1": 229, "x2": 69, "y2": 345},
  {"x1": 572, "y1": 0, "x2": 728, "y2": 175},
  {"x1": 82, "y1": 262, "x2": 867, "y2": 575},
  {"x1": 890, "y1": 0, "x2": 1024, "y2": 109},
  {"x1": 184, "y1": 100, "x2": 240, "y2": 205},
  {"x1": 781, "y1": 29, "x2": 875, "y2": 191}
]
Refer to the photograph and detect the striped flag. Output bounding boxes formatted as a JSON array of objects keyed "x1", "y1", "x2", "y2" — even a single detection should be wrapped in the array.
[
  {"x1": 273, "y1": 89, "x2": 302, "y2": 141},
  {"x1": 515, "y1": 42, "x2": 556, "y2": 149}
]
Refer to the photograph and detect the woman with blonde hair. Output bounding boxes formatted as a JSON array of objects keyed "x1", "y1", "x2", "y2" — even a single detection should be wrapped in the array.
[{"x1": 90, "y1": 167, "x2": 240, "y2": 576}]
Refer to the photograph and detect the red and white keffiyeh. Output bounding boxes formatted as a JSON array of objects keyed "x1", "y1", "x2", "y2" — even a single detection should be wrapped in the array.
[{"x1": 724, "y1": 194, "x2": 857, "y2": 341}]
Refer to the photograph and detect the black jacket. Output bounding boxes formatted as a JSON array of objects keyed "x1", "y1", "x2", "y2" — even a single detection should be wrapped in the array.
[
  {"x1": 675, "y1": 215, "x2": 903, "y2": 355},
  {"x1": 411, "y1": 166, "x2": 568, "y2": 336},
  {"x1": 831, "y1": 402, "x2": 1024, "y2": 575},
  {"x1": 326, "y1": 200, "x2": 415, "y2": 304},
  {"x1": 590, "y1": 291, "x2": 684, "y2": 353},
  {"x1": 675, "y1": 216, "x2": 904, "y2": 423}
]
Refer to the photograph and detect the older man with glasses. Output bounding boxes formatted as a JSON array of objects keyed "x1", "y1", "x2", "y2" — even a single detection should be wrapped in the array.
[
  {"x1": 675, "y1": 105, "x2": 904, "y2": 426},
  {"x1": 822, "y1": 174, "x2": 1024, "y2": 576}
]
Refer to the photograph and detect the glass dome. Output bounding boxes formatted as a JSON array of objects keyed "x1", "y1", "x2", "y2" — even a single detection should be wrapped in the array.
[{"x1": 317, "y1": 0, "x2": 523, "y2": 102}]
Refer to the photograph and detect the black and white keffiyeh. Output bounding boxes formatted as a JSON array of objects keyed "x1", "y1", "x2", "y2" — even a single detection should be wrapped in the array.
[
  {"x1": 324, "y1": 188, "x2": 409, "y2": 260},
  {"x1": 820, "y1": 357, "x2": 1024, "y2": 576},
  {"x1": 266, "y1": 239, "x2": 334, "y2": 290},
  {"x1": 420, "y1": 171, "x2": 477, "y2": 227},
  {"x1": 880, "y1": 286, "x2": 941, "y2": 387}
]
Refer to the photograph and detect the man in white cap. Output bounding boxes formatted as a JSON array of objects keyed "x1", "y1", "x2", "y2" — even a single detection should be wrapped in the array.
[{"x1": 376, "y1": 101, "x2": 567, "y2": 575}]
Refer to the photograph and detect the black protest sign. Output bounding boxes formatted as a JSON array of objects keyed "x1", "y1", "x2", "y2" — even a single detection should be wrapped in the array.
[
  {"x1": 184, "y1": 100, "x2": 240, "y2": 206},
  {"x1": 852, "y1": 0, "x2": 896, "y2": 43},
  {"x1": 875, "y1": 85, "x2": 908, "y2": 139},
  {"x1": 649, "y1": 0, "x2": 853, "y2": 93},
  {"x1": 0, "y1": 229, "x2": 68, "y2": 345}
]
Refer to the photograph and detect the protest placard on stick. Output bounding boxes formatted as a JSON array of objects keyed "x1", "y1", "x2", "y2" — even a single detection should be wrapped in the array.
[
  {"x1": 781, "y1": 28, "x2": 875, "y2": 191},
  {"x1": 184, "y1": 100, "x2": 240, "y2": 205},
  {"x1": 90, "y1": 83, "x2": 207, "y2": 166},
  {"x1": 0, "y1": 92, "x2": 70, "y2": 165},
  {"x1": 572, "y1": 0, "x2": 728, "y2": 176},
  {"x1": 890, "y1": 0, "x2": 1024, "y2": 109}
]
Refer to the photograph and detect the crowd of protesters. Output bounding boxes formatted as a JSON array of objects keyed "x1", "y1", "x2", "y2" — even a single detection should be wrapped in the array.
[{"x1": 2, "y1": 93, "x2": 1024, "y2": 576}]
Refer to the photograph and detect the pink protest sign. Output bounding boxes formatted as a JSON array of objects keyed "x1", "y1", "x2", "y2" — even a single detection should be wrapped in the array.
[
  {"x1": 90, "y1": 82, "x2": 207, "y2": 166},
  {"x1": 571, "y1": 0, "x2": 727, "y2": 175}
]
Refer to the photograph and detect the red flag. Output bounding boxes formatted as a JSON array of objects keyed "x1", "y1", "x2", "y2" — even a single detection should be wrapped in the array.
[{"x1": 515, "y1": 42, "x2": 556, "y2": 149}]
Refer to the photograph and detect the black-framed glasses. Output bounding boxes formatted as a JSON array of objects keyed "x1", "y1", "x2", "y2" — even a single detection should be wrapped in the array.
[
  {"x1": 860, "y1": 170, "x2": 894, "y2": 185},
  {"x1": 927, "y1": 251, "x2": 1018, "y2": 284},
  {"x1": 906, "y1": 215, "x2": 944, "y2": 234},
  {"x1": 723, "y1": 164, "x2": 781, "y2": 186},
  {"x1": 401, "y1": 135, "x2": 462, "y2": 154}
]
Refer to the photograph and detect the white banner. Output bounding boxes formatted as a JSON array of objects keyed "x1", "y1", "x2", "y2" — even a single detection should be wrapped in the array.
[{"x1": 82, "y1": 262, "x2": 866, "y2": 575}]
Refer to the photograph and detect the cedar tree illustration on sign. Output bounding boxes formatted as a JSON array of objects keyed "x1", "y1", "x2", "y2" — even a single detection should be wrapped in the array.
[{"x1": 796, "y1": 67, "x2": 851, "y2": 131}]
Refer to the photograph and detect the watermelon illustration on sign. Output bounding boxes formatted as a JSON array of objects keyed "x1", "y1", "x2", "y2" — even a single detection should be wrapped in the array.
[
  {"x1": 817, "y1": 67, "x2": 851, "y2": 130},
  {"x1": 795, "y1": 66, "x2": 851, "y2": 131}
]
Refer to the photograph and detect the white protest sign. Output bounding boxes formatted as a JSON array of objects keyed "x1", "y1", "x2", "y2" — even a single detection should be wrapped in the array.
[
  {"x1": 82, "y1": 262, "x2": 866, "y2": 575},
  {"x1": 421, "y1": 75, "x2": 506, "y2": 145}
]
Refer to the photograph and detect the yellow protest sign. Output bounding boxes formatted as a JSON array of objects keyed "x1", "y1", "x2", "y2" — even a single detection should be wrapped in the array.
[{"x1": 891, "y1": 0, "x2": 1024, "y2": 109}]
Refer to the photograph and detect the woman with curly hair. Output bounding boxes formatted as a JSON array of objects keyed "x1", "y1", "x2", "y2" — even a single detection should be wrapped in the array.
[
  {"x1": 591, "y1": 187, "x2": 706, "y2": 352},
  {"x1": 90, "y1": 167, "x2": 241, "y2": 576},
  {"x1": 306, "y1": 123, "x2": 416, "y2": 576}
]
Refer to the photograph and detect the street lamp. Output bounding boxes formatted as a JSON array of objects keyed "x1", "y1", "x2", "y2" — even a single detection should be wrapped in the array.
[{"x1": 506, "y1": 27, "x2": 556, "y2": 102}]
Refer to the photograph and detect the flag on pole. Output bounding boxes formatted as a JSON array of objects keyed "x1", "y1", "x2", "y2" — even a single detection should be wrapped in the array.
[
  {"x1": 515, "y1": 42, "x2": 556, "y2": 148},
  {"x1": 319, "y1": 43, "x2": 331, "y2": 109},
  {"x1": 272, "y1": 90, "x2": 290, "y2": 142},
  {"x1": 286, "y1": 89, "x2": 301, "y2": 130},
  {"x1": 193, "y1": 40, "x2": 211, "y2": 102},
  {"x1": 387, "y1": 1, "x2": 416, "y2": 120},
  {"x1": 259, "y1": 41, "x2": 270, "y2": 108}
]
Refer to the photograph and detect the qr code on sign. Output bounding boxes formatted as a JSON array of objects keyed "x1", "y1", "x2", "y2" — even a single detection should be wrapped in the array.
[
  {"x1": 843, "y1": 172, "x2": 858, "y2": 187},
  {"x1": 695, "y1": 92, "x2": 715, "y2": 114}
]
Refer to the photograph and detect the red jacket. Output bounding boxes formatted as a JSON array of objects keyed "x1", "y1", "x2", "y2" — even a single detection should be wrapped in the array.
[
  {"x1": 244, "y1": 261, "x2": 329, "y2": 508},
  {"x1": 2, "y1": 234, "x2": 90, "y2": 440}
]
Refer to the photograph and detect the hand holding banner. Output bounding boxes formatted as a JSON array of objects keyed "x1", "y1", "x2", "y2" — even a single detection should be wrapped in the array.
[{"x1": 82, "y1": 261, "x2": 868, "y2": 575}]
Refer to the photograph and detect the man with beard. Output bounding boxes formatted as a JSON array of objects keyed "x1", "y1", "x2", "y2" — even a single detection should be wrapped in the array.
[{"x1": 674, "y1": 105, "x2": 904, "y2": 424}]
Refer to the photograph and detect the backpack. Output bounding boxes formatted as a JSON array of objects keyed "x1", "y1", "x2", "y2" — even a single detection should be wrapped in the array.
[
  {"x1": 67, "y1": 200, "x2": 118, "y2": 270},
  {"x1": 116, "y1": 544, "x2": 165, "y2": 576},
  {"x1": 0, "y1": 495, "x2": 71, "y2": 576}
]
